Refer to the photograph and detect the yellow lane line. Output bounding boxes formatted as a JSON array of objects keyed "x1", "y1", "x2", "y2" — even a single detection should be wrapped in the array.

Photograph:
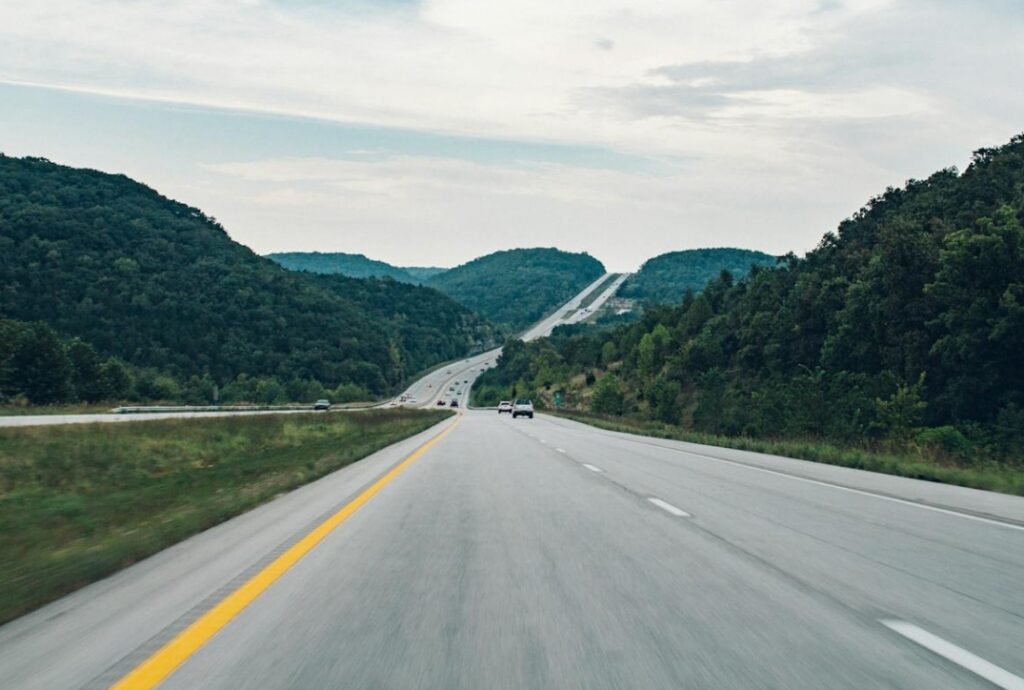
[{"x1": 109, "y1": 416, "x2": 461, "y2": 690}]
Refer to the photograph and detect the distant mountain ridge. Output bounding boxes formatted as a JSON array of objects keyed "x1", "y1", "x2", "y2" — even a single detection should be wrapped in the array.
[
  {"x1": 270, "y1": 247, "x2": 607, "y2": 331},
  {"x1": 619, "y1": 248, "x2": 776, "y2": 303},
  {"x1": 265, "y1": 251, "x2": 444, "y2": 285}
]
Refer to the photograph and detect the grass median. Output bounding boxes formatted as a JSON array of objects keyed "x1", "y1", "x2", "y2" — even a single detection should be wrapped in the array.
[
  {"x1": 548, "y1": 410, "x2": 1024, "y2": 496},
  {"x1": 0, "y1": 409, "x2": 450, "y2": 624}
]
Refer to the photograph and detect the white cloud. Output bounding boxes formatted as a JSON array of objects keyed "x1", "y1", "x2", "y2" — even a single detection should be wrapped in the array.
[{"x1": 1, "y1": 0, "x2": 1021, "y2": 267}]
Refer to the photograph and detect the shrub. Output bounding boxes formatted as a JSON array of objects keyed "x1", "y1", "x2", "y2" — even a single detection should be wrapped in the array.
[{"x1": 915, "y1": 426, "x2": 973, "y2": 457}]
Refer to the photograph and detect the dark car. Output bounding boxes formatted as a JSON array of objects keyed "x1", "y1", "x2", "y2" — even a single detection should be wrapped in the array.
[
  {"x1": 450, "y1": 400, "x2": 460, "y2": 408},
  {"x1": 436, "y1": 399, "x2": 446, "y2": 406},
  {"x1": 313, "y1": 399, "x2": 331, "y2": 411}
]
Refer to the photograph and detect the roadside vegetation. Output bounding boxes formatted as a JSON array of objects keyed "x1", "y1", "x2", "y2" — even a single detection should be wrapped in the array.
[
  {"x1": 475, "y1": 134, "x2": 1024, "y2": 493},
  {"x1": 0, "y1": 409, "x2": 449, "y2": 623},
  {"x1": 0, "y1": 316, "x2": 382, "y2": 408}
]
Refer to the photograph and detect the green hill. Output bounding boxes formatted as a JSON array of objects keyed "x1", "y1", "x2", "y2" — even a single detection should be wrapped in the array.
[
  {"x1": 426, "y1": 248, "x2": 605, "y2": 329},
  {"x1": 619, "y1": 248, "x2": 776, "y2": 303},
  {"x1": 476, "y1": 134, "x2": 1024, "y2": 479},
  {"x1": 0, "y1": 155, "x2": 497, "y2": 401},
  {"x1": 403, "y1": 266, "x2": 447, "y2": 282},
  {"x1": 265, "y1": 251, "x2": 440, "y2": 284}
]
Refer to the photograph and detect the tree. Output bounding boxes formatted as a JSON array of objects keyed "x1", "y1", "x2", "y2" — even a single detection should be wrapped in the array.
[
  {"x1": 67, "y1": 339, "x2": 105, "y2": 401},
  {"x1": 590, "y1": 372, "x2": 624, "y2": 415},
  {"x1": 649, "y1": 377, "x2": 681, "y2": 423},
  {"x1": 99, "y1": 359, "x2": 133, "y2": 400},
  {"x1": 874, "y1": 376, "x2": 927, "y2": 441},
  {"x1": 600, "y1": 341, "x2": 618, "y2": 366},
  {"x1": 10, "y1": 323, "x2": 72, "y2": 404}
]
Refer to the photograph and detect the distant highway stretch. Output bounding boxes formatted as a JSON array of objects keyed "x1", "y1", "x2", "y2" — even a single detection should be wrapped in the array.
[
  {"x1": 395, "y1": 272, "x2": 620, "y2": 410},
  {"x1": 2, "y1": 271, "x2": 1023, "y2": 689}
]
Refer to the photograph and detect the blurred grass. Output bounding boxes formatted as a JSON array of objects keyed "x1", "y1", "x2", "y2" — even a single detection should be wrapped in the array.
[
  {"x1": 0, "y1": 403, "x2": 120, "y2": 416},
  {"x1": 0, "y1": 409, "x2": 449, "y2": 623},
  {"x1": 549, "y1": 410, "x2": 1024, "y2": 496}
]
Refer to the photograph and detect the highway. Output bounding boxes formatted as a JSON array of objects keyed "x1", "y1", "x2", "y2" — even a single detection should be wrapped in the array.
[
  {"x1": 2, "y1": 273, "x2": 1023, "y2": 689},
  {"x1": 2, "y1": 410, "x2": 1022, "y2": 689},
  {"x1": 561, "y1": 272, "x2": 631, "y2": 326}
]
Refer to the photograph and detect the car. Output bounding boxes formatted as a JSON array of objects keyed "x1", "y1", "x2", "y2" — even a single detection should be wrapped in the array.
[
  {"x1": 497, "y1": 401, "x2": 513, "y2": 414},
  {"x1": 313, "y1": 399, "x2": 331, "y2": 411},
  {"x1": 512, "y1": 399, "x2": 534, "y2": 419},
  {"x1": 450, "y1": 400, "x2": 459, "y2": 408},
  {"x1": 436, "y1": 399, "x2": 446, "y2": 406}
]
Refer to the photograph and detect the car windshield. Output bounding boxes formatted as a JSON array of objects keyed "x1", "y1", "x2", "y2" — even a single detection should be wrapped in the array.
[{"x1": 515, "y1": 400, "x2": 531, "y2": 405}]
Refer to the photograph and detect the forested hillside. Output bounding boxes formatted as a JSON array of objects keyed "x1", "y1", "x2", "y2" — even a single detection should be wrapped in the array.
[
  {"x1": 0, "y1": 155, "x2": 497, "y2": 403},
  {"x1": 266, "y1": 251, "x2": 442, "y2": 284},
  {"x1": 476, "y1": 134, "x2": 1024, "y2": 466},
  {"x1": 427, "y1": 248, "x2": 605, "y2": 329},
  {"x1": 619, "y1": 248, "x2": 775, "y2": 303}
]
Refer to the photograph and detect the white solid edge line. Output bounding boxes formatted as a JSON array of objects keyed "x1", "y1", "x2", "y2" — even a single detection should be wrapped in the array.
[
  {"x1": 582, "y1": 463, "x2": 604, "y2": 473},
  {"x1": 648, "y1": 497, "x2": 690, "y2": 517},
  {"x1": 641, "y1": 443, "x2": 1024, "y2": 532},
  {"x1": 881, "y1": 620, "x2": 1024, "y2": 690},
  {"x1": 553, "y1": 415, "x2": 1023, "y2": 531}
]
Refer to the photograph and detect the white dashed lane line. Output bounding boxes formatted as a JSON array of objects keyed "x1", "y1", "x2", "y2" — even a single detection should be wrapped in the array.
[
  {"x1": 881, "y1": 620, "x2": 1024, "y2": 690},
  {"x1": 582, "y1": 463, "x2": 604, "y2": 473},
  {"x1": 648, "y1": 497, "x2": 690, "y2": 517}
]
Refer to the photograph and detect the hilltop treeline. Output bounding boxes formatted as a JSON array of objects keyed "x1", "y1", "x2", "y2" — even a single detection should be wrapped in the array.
[
  {"x1": 476, "y1": 134, "x2": 1024, "y2": 461},
  {"x1": 426, "y1": 248, "x2": 605, "y2": 329},
  {"x1": 266, "y1": 251, "x2": 434, "y2": 284},
  {"x1": 619, "y1": 248, "x2": 776, "y2": 304},
  {"x1": 0, "y1": 155, "x2": 498, "y2": 403}
]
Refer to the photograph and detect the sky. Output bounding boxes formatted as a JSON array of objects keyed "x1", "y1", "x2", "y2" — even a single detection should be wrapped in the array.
[{"x1": 1, "y1": 1, "x2": 1022, "y2": 270}]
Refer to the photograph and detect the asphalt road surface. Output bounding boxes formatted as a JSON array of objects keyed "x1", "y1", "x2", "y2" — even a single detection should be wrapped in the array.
[{"x1": 2, "y1": 410, "x2": 1022, "y2": 689}]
